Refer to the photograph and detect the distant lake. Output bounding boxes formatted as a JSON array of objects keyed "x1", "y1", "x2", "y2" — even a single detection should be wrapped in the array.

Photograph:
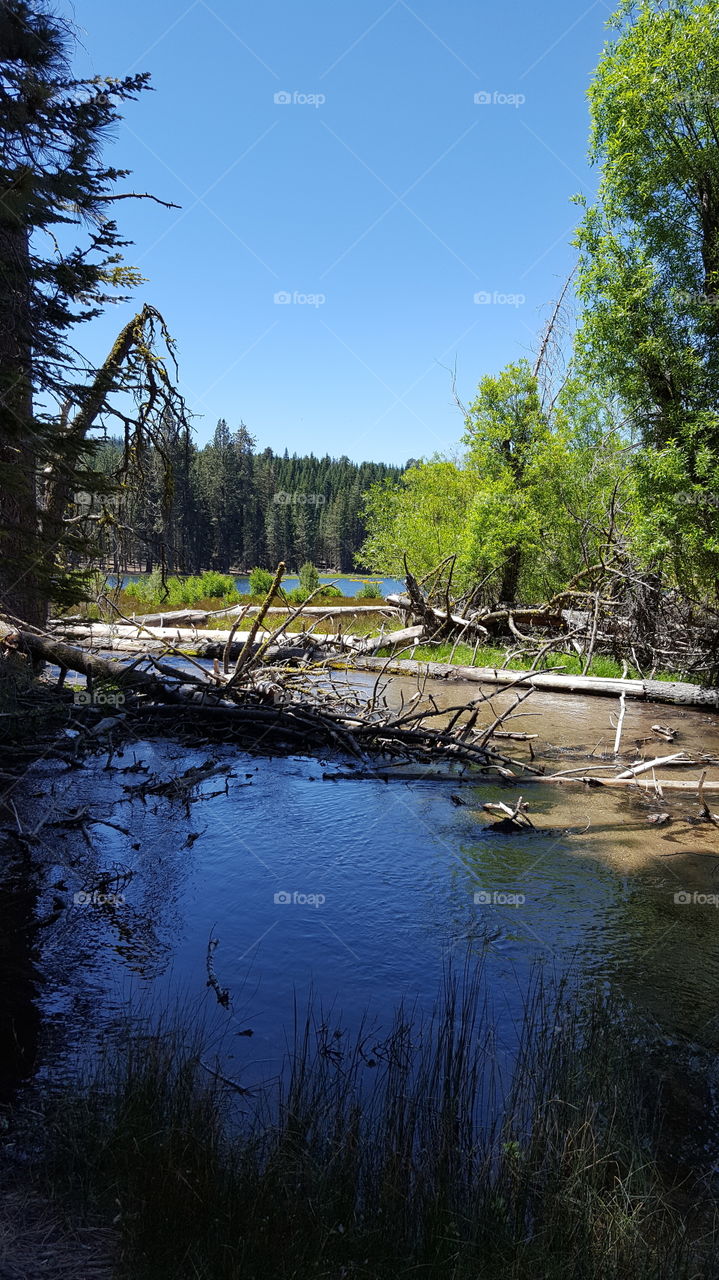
[
  {"x1": 235, "y1": 574, "x2": 405, "y2": 597},
  {"x1": 108, "y1": 573, "x2": 405, "y2": 598}
]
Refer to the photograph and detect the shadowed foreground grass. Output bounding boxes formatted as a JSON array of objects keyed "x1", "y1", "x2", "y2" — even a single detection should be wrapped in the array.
[{"x1": 24, "y1": 965, "x2": 718, "y2": 1280}]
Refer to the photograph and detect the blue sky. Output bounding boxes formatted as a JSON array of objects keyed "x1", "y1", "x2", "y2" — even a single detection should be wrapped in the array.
[{"x1": 62, "y1": 0, "x2": 614, "y2": 465}]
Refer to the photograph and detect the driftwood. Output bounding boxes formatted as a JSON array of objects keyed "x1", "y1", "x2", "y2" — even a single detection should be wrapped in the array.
[
  {"x1": 122, "y1": 760, "x2": 233, "y2": 800},
  {"x1": 323, "y1": 770, "x2": 719, "y2": 792},
  {"x1": 36, "y1": 619, "x2": 719, "y2": 709},
  {"x1": 615, "y1": 752, "x2": 693, "y2": 779},
  {"x1": 347, "y1": 656, "x2": 719, "y2": 709},
  {"x1": 132, "y1": 604, "x2": 397, "y2": 627},
  {"x1": 350, "y1": 624, "x2": 424, "y2": 656},
  {"x1": 481, "y1": 796, "x2": 535, "y2": 830},
  {"x1": 0, "y1": 618, "x2": 538, "y2": 775},
  {"x1": 612, "y1": 690, "x2": 627, "y2": 756}
]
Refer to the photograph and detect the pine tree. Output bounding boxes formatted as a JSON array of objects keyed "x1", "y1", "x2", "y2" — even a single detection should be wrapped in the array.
[{"x1": 0, "y1": 0, "x2": 184, "y2": 623}]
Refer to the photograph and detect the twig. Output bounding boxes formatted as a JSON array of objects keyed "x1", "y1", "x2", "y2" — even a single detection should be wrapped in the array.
[
  {"x1": 612, "y1": 691, "x2": 626, "y2": 757},
  {"x1": 615, "y1": 753, "x2": 693, "y2": 779},
  {"x1": 206, "y1": 934, "x2": 230, "y2": 1007}
]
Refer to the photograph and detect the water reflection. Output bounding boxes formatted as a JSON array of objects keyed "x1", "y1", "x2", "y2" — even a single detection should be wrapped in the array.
[{"x1": 3, "y1": 677, "x2": 719, "y2": 1112}]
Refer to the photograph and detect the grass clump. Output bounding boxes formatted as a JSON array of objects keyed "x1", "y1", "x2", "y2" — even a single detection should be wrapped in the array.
[{"x1": 30, "y1": 968, "x2": 712, "y2": 1280}]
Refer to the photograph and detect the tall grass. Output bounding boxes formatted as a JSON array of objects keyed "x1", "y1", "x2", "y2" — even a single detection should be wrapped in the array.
[{"x1": 33, "y1": 965, "x2": 713, "y2": 1279}]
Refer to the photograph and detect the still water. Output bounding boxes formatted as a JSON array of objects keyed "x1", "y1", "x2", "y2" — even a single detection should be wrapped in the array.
[
  {"x1": 10, "y1": 672, "x2": 717, "y2": 1106},
  {"x1": 109, "y1": 573, "x2": 406, "y2": 598}
]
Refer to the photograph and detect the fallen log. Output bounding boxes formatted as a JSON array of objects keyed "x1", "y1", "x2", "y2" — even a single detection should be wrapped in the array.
[
  {"x1": 47, "y1": 621, "x2": 272, "y2": 646},
  {"x1": 349, "y1": 624, "x2": 425, "y2": 656},
  {"x1": 48, "y1": 619, "x2": 387, "y2": 652},
  {"x1": 0, "y1": 621, "x2": 188, "y2": 704},
  {"x1": 46, "y1": 619, "x2": 418, "y2": 662},
  {"x1": 133, "y1": 604, "x2": 399, "y2": 627},
  {"x1": 616, "y1": 752, "x2": 692, "y2": 779},
  {"x1": 46, "y1": 619, "x2": 338, "y2": 659},
  {"x1": 344, "y1": 656, "x2": 719, "y2": 709},
  {"x1": 322, "y1": 769, "x2": 719, "y2": 791},
  {"x1": 524, "y1": 775, "x2": 719, "y2": 791},
  {"x1": 384, "y1": 594, "x2": 489, "y2": 639}
]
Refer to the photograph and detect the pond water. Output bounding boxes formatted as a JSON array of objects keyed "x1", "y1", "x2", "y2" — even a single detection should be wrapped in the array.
[{"x1": 10, "y1": 672, "x2": 719, "y2": 1117}]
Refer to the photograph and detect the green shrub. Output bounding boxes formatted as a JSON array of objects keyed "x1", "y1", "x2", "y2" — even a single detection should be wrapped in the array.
[
  {"x1": 248, "y1": 567, "x2": 275, "y2": 595},
  {"x1": 197, "y1": 571, "x2": 238, "y2": 600},
  {"x1": 298, "y1": 561, "x2": 320, "y2": 596},
  {"x1": 285, "y1": 586, "x2": 307, "y2": 604},
  {"x1": 355, "y1": 579, "x2": 383, "y2": 599},
  {"x1": 317, "y1": 583, "x2": 342, "y2": 599},
  {"x1": 123, "y1": 569, "x2": 166, "y2": 605},
  {"x1": 123, "y1": 571, "x2": 239, "y2": 610}
]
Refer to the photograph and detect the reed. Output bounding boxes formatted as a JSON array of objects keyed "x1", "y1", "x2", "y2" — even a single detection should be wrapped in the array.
[{"x1": 30, "y1": 965, "x2": 714, "y2": 1279}]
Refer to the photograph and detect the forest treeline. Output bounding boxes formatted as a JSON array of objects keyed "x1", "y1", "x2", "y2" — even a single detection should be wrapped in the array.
[{"x1": 91, "y1": 422, "x2": 403, "y2": 575}]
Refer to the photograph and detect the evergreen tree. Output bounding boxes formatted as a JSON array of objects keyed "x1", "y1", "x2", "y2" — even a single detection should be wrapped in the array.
[{"x1": 0, "y1": 0, "x2": 183, "y2": 623}]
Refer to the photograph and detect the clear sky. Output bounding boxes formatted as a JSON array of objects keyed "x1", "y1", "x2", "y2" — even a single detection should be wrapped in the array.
[{"x1": 61, "y1": 0, "x2": 615, "y2": 465}]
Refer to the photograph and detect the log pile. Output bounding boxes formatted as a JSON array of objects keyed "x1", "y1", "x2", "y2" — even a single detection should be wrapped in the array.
[
  {"x1": 3, "y1": 555, "x2": 719, "y2": 811},
  {"x1": 0, "y1": 616, "x2": 536, "y2": 776},
  {"x1": 25, "y1": 551, "x2": 719, "y2": 714},
  {"x1": 3, "y1": 605, "x2": 719, "y2": 800}
]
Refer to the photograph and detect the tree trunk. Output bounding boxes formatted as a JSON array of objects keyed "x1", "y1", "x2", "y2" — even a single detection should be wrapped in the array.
[
  {"x1": 500, "y1": 546, "x2": 522, "y2": 605},
  {"x1": 0, "y1": 201, "x2": 45, "y2": 628}
]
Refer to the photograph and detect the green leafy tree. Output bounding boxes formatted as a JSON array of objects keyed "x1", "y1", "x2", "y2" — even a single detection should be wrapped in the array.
[
  {"x1": 359, "y1": 362, "x2": 630, "y2": 604},
  {"x1": 575, "y1": 0, "x2": 719, "y2": 598},
  {"x1": 359, "y1": 461, "x2": 473, "y2": 580},
  {"x1": 462, "y1": 361, "x2": 548, "y2": 602}
]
